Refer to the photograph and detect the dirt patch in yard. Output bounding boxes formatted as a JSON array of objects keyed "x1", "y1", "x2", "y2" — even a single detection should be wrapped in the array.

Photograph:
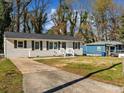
[
  {"x1": 0, "y1": 58, "x2": 5, "y2": 63},
  {"x1": 55, "y1": 63, "x2": 67, "y2": 68}
]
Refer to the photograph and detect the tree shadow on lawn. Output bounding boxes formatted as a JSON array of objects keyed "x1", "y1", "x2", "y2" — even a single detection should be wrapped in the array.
[{"x1": 43, "y1": 62, "x2": 122, "y2": 93}]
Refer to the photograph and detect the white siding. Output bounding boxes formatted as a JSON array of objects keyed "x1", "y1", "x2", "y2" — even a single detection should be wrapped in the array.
[
  {"x1": 66, "y1": 42, "x2": 73, "y2": 48},
  {"x1": 43, "y1": 41, "x2": 47, "y2": 50},
  {"x1": 4, "y1": 38, "x2": 82, "y2": 58}
]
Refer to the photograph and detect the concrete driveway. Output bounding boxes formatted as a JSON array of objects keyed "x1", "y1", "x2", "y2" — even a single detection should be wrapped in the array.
[{"x1": 10, "y1": 58, "x2": 123, "y2": 93}]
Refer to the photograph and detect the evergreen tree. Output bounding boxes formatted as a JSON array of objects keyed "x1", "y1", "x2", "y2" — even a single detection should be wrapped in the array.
[
  {"x1": 0, "y1": 0, "x2": 12, "y2": 51},
  {"x1": 0, "y1": 0, "x2": 4, "y2": 51}
]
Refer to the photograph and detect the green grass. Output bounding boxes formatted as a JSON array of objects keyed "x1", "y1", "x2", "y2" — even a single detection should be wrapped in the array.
[
  {"x1": 36, "y1": 57, "x2": 124, "y2": 87},
  {"x1": 0, "y1": 59, "x2": 23, "y2": 93}
]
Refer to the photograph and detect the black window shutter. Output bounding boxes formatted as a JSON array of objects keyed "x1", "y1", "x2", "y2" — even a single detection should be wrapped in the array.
[
  {"x1": 32, "y1": 41, "x2": 34, "y2": 50},
  {"x1": 40, "y1": 41, "x2": 42, "y2": 50},
  {"x1": 24, "y1": 40, "x2": 27, "y2": 48},
  {"x1": 58, "y1": 42, "x2": 60, "y2": 50},
  {"x1": 76, "y1": 42, "x2": 77, "y2": 49},
  {"x1": 14, "y1": 40, "x2": 17, "y2": 48},
  {"x1": 65, "y1": 42, "x2": 66, "y2": 49},
  {"x1": 47, "y1": 41, "x2": 49, "y2": 50},
  {"x1": 78, "y1": 42, "x2": 80, "y2": 49}
]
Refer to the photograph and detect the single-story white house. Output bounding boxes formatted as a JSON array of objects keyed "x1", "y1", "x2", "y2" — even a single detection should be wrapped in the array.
[{"x1": 4, "y1": 32, "x2": 83, "y2": 58}]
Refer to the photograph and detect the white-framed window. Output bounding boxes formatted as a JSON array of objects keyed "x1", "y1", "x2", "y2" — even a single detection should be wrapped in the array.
[
  {"x1": 14, "y1": 40, "x2": 27, "y2": 49},
  {"x1": 18, "y1": 41, "x2": 23, "y2": 48},
  {"x1": 49, "y1": 42, "x2": 53, "y2": 49},
  {"x1": 73, "y1": 42, "x2": 80, "y2": 49},
  {"x1": 32, "y1": 41, "x2": 42, "y2": 50},
  {"x1": 54, "y1": 42, "x2": 58, "y2": 49},
  {"x1": 78, "y1": 42, "x2": 80, "y2": 49},
  {"x1": 35, "y1": 42, "x2": 40, "y2": 50},
  {"x1": 46, "y1": 42, "x2": 59, "y2": 50},
  {"x1": 62, "y1": 42, "x2": 66, "y2": 49}
]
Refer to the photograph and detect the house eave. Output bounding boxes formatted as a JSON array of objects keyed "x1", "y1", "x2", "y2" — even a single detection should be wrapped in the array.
[{"x1": 5, "y1": 37, "x2": 83, "y2": 42}]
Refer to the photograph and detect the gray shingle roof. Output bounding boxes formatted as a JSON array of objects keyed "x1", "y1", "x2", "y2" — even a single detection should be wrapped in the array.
[
  {"x1": 4, "y1": 32, "x2": 81, "y2": 41},
  {"x1": 86, "y1": 41, "x2": 123, "y2": 46}
]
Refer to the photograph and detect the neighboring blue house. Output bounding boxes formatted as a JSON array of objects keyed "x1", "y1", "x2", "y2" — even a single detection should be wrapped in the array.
[{"x1": 82, "y1": 41, "x2": 124, "y2": 56}]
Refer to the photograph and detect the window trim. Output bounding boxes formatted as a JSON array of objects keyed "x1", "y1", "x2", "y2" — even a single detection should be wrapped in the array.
[
  {"x1": 78, "y1": 42, "x2": 80, "y2": 49},
  {"x1": 54, "y1": 42, "x2": 58, "y2": 49},
  {"x1": 49, "y1": 42, "x2": 53, "y2": 50},
  {"x1": 73, "y1": 42, "x2": 80, "y2": 49},
  {"x1": 32, "y1": 41, "x2": 43, "y2": 51},
  {"x1": 47, "y1": 41, "x2": 60, "y2": 50},
  {"x1": 62, "y1": 42, "x2": 66, "y2": 49},
  {"x1": 14, "y1": 40, "x2": 24, "y2": 49},
  {"x1": 14, "y1": 40, "x2": 27, "y2": 49},
  {"x1": 17, "y1": 41, "x2": 24, "y2": 48},
  {"x1": 34, "y1": 41, "x2": 40, "y2": 50}
]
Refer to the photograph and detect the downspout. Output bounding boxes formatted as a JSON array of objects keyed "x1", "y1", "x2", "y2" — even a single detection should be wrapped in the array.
[
  {"x1": 115, "y1": 45, "x2": 117, "y2": 53},
  {"x1": 108, "y1": 45, "x2": 110, "y2": 56},
  {"x1": 4, "y1": 34, "x2": 7, "y2": 58},
  {"x1": 105, "y1": 44, "x2": 108, "y2": 56}
]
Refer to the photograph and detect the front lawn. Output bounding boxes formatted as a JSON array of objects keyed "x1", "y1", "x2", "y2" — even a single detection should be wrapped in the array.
[
  {"x1": 0, "y1": 59, "x2": 23, "y2": 93},
  {"x1": 36, "y1": 56, "x2": 124, "y2": 87}
]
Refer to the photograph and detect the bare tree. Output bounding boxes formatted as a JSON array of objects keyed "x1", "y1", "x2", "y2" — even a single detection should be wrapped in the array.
[
  {"x1": 93, "y1": 0, "x2": 120, "y2": 41},
  {"x1": 23, "y1": 8, "x2": 31, "y2": 33},
  {"x1": 12, "y1": 0, "x2": 32, "y2": 32},
  {"x1": 29, "y1": 0, "x2": 49, "y2": 34},
  {"x1": 51, "y1": 0, "x2": 69, "y2": 35},
  {"x1": 68, "y1": 10, "x2": 78, "y2": 36}
]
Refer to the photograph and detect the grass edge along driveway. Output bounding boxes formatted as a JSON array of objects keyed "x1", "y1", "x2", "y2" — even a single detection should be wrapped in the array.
[
  {"x1": 36, "y1": 57, "x2": 124, "y2": 87},
  {"x1": 0, "y1": 59, "x2": 23, "y2": 93}
]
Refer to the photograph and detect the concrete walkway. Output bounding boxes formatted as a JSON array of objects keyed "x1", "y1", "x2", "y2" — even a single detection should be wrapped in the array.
[{"x1": 10, "y1": 58, "x2": 123, "y2": 93}]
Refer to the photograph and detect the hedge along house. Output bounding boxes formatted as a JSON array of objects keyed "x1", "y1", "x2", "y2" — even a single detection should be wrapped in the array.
[
  {"x1": 4, "y1": 32, "x2": 83, "y2": 58},
  {"x1": 82, "y1": 41, "x2": 124, "y2": 56}
]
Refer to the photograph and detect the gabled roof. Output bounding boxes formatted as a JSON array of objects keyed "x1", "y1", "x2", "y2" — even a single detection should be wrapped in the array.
[
  {"x1": 85, "y1": 41, "x2": 123, "y2": 46},
  {"x1": 4, "y1": 32, "x2": 81, "y2": 41}
]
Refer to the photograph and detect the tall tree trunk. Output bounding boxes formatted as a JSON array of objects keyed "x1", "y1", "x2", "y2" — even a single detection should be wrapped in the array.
[
  {"x1": 23, "y1": 9, "x2": 26, "y2": 33},
  {"x1": 70, "y1": 24, "x2": 75, "y2": 36},
  {"x1": 16, "y1": 0, "x2": 20, "y2": 32}
]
